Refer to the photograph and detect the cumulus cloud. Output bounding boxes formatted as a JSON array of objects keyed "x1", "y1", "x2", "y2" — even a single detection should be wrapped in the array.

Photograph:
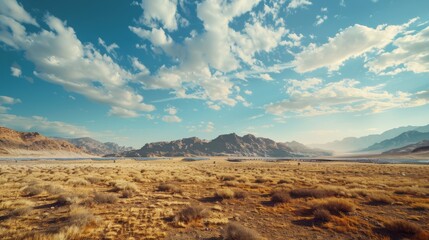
[
  {"x1": 366, "y1": 25, "x2": 429, "y2": 75},
  {"x1": 0, "y1": 0, "x2": 38, "y2": 26},
  {"x1": 10, "y1": 65, "x2": 21, "y2": 77},
  {"x1": 293, "y1": 20, "x2": 416, "y2": 73},
  {"x1": 315, "y1": 15, "x2": 327, "y2": 26},
  {"x1": 244, "y1": 90, "x2": 253, "y2": 95},
  {"x1": 162, "y1": 106, "x2": 181, "y2": 122},
  {"x1": 162, "y1": 115, "x2": 182, "y2": 123},
  {"x1": 130, "y1": 0, "x2": 289, "y2": 108},
  {"x1": 139, "y1": 0, "x2": 178, "y2": 31},
  {"x1": 0, "y1": 5, "x2": 155, "y2": 118},
  {"x1": 98, "y1": 37, "x2": 119, "y2": 56},
  {"x1": 0, "y1": 95, "x2": 21, "y2": 113},
  {"x1": 287, "y1": 0, "x2": 312, "y2": 9},
  {"x1": 265, "y1": 78, "x2": 427, "y2": 116},
  {"x1": 259, "y1": 73, "x2": 273, "y2": 81}
]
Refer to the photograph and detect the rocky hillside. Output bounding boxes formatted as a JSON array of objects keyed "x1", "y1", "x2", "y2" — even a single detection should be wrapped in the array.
[
  {"x1": 62, "y1": 137, "x2": 132, "y2": 156},
  {"x1": 0, "y1": 126, "x2": 87, "y2": 156},
  {"x1": 363, "y1": 131, "x2": 429, "y2": 153},
  {"x1": 110, "y1": 133, "x2": 332, "y2": 157},
  {"x1": 383, "y1": 140, "x2": 429, "y2": 154}
]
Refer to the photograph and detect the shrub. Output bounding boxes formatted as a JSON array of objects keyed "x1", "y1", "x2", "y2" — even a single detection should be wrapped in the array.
[
  {"x1": 121, "y1": 189, "x2": 135, "y2": 198},
  {"x1": 111, "y1": 180, "x2": 138, "y2": 193},
  {"x1": 384, "y1": 220, "x2": 422, "y2": 236},
  {"x1": 271, "y1": 189, "x2": 290, "y2": 204},
  {"x1": 313, "y1": 208, "x2": 331, "y2": 222},
  {"x1": 85, "y1": 176, "x2": 104, "y2": 184},
  {"x1": 221, "y1": 175, "x2": 236, "y2": 181},
  {"x1": 22, "y1": 186, "x2": 43, "y2": 196},
  {"x1": 56, "y1": 193, "x2": 81, "y2": 206},
  {"x1": 223, "y1": 222, "x2": 263, "y2": 240},
  {"x1": 66, "y1": 178, "x2": 90, "y2": 186},
  {"x1": 367, "y1": 193, "x2": 394, "y2": 205},
  {"x1": 312, "y1": 198, "x2": 355, "y2": 215},
  {"x1": 290, "y1": 188, "x2": 337, "y2": 199},
  {"x1": 10, "y1": 206, "x2": 33, "y2": 217},
  {"x1": 157, "y1": 183, "x2": 183, "y2": 194},
  {"x1": 215, "y1": 189, "x2": 235, "y2": 200},
  {"x1": 68, "y1": 207, "x2": 94, "y2": 227},
  {"x1": 94, "y1": 192, "x2": 118, "y2": 204},
  {"x1": 43, "y1": 184, "x2": 65, "y2": 195},
  {"x1": 234, "y1": 190, "x2": 248, "y2": 199},
  {"x1": 174, "y1": 206, "x2": 209, "y2": 224}
]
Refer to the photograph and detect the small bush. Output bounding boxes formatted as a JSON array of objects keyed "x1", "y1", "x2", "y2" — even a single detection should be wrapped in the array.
[
  {"x1": 43, "y1": 184, "x2": 65, "y2": 195},
  {"x1": 10, "y1": 206, "x2": 33, "y2": 217},
  {"x1": 254, "y1": 177, "x2": 271, "y2": 184},
  {"x1": 221, "y1": 175, "x2": 236, "y2": 181},
  {"x1": 66, "y1": 178, "x2": 90, "y2": 186},
  {"x1": 22, "y1": 186, "x2": 43, "y2": 196},
  {"x1": 313, "y1": 208, "x2": 331, "y2": 222},
  {"x1": 384, "y1": 220, "x2": 422, "y2": 236},
  {"x1": 174, "y1": 206, "x2": 209, "y2": 224},
  {"x1": 111, "y1": 180, "x2": 138, "y2": 193},
  {"x1": 94, "y1": 192, "x2": 118, "y2": 204},
  {"x1": 234, "y1": 190, "x2": 248, "y2": 199},
  {"x1": 121, "y1": 189, "x2": 135, "y2": 198},
  {"x1": 85, "y1": 176, "x2": 104, "y2": 184},
  {"x1": 271, "y1": 190, "x2": 290, "y2": 204},
  {"x1": 312, "y1": 198, "x2": 355, "y2": 215},
  {"x1": 157, "y1": 183, "x2": 183, "y2": 194},
  {"x1": 215, "y1": 189, "x2": 235, "y2": 200},
  {"x1": 68, "y1": 207, "x2": 94, "y2": 227},
  {"x1": 367, "y1": 194, "x2": 394, "y2": 205},
  {"x1": 56, "y1": 193, "x2": 81, "y2": 206},
  {"x1": 290, "y1": 188, "x2": 337, "y2": 199},
  {"x1": 223, "y1": 222, "x2": 263, "y2": 240}
]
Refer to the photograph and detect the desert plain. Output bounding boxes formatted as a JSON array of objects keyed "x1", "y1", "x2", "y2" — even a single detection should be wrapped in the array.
[{"x1": 0, "y1": 158, "x2": 428, "y2": 240}]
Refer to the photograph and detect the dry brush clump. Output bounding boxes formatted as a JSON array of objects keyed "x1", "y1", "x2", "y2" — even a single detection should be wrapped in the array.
[
  {"x1": 68, "y1": 206, "x2": 95, "y2": 227},
  {"x1": 21, "y1": 185, "x2": 44, "y2": 197},
  {"x1": 313, "y1": 208, "x2": 332, "y2": 222},
  {"x1": 223, "y1": 222, "x2": 264, "y2": 240},
  {"x1": 173, "y1": 206, "x2": 209, "y2": 225},
  {"x1": 66, "y1": 178, "x2": 90, "y2": 186},
  {"x1": 367, "y1": 193, "x2": 394, "y2": 205},
  {"x1": 384, "y1": 220, "x2": 427, "y2": 238},
  {"x1": 290, "y1": 188, "x2": 338, "y2": 199},
  {"x1": 311, "y1": 198, "x2": 356, "y2": 215},
  {"x1": 93, "y1": 192, "x2": 118, "y2": 204},
  {"x1": 270, "y1": 189, "x2": 291, "y2": 204},
  {"x1": 157, "y1": 183, "x2": 183, "y2": 194},
  {"x1": 215, "y1": 188, "x2": 235, "y2": 200}
]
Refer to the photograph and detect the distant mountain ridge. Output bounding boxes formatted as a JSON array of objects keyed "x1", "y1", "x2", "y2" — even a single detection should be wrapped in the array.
[
  {"x1": 313, "y1": 124, "x2": 429, "y2": 153},
  {"x1": 383, "y1": 140, "x2": 429, "y2": 154},
  {"x1": 364, "y1": 131, "x2": 429, "y2": 153},
  {"x1": 110, "y1": 133, "x2": 331, "y2": 157},
  {"x1": 61, "y1": 137, "x2": 133, "y2": 156},
  {"x1": 0, "y1": 126, "x2": 88, "y2": 156}
]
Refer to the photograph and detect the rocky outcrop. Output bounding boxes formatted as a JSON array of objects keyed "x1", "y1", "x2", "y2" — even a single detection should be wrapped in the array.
[
  {"x1": 111, "y1": 133, "x2": 331, "y2": 157},
  {"x1": 62, "y1": 137, "x2": 133, "y2": 156}
]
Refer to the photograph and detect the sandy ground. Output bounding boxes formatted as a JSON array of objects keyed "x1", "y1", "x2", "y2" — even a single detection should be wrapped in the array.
[
  {"x1": 0, "y1": 158, "x2": 428, "y2": 240},
  {"x1": 0, "y1": 149, "x2": 96, "y2": 158}
]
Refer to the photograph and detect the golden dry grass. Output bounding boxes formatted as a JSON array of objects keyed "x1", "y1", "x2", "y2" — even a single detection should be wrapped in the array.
[{"x1": 0, "y1": 158, "x2": 428, "y2": 239}]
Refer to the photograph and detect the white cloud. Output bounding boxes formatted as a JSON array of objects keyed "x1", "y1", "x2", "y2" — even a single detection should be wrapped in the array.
[
  {"x1": 266, "y1": 78, "x2": 428, "y2": 116},
  {"x1": 162, "y1": 115, "x2": 182, "y2": 123},
  {"x1": 10, "y1": 66, "x2": 21, "y2": 77},
  {"x1": 164, "y1": 106, "x2": 177, "y2": 115},
  {"x1": 259, "y1": 73, "x2": 273, "y2": 81},
  {"x1": 108, "y1": 107, "x2": 140, "y2": 118},
  {"x1": 130, "y1": 0, "x2": 289, "y2": 108},
  {"x1": 244, "y1": 90, "x2": 253, "y2": 95},
  {"x1": 98, "y1": 37, "x2": 119, "y2": 55},
  {"x1": 0, "y1": 8, "x2": 155, "y2": 118},
  {"x1": 0, "y1": 114, "x2": 91, "y2": 137},
  {"x1": 139, "y1": 0, "x2": 178, "y2": 31},
  {"x1": 293, "y1": 21, "x2": 414, "y2": 73},
  {"x1": 207, "y1": 102, "x2": 221, "y2": 111},
  {"x1": 315, "y1": 15, "x2": 327, "y2": 26},
  {"x1": 366, "y1": 25, "x2": 429, "y2": 75},
  {"x1": 287, "y1": 0, "x2": 312, "y2": 9},
  {"x1": 0, "y1": 0, "x2": 38, "y2": 26},
  {"x1": 0, "y1": 95, "x2": 21, "y2": 113}
]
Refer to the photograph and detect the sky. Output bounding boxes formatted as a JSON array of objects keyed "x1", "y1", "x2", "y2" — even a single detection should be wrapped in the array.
[{"x1": 1, "y1": 0, "x2": 429, "y2": 148}]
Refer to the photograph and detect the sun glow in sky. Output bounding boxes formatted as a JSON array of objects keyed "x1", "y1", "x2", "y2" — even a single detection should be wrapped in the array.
[{"x1": 1, "y1": 0, "x2": 429, "y2": 147}]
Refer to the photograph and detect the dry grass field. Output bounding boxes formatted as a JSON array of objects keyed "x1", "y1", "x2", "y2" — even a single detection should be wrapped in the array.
[{"x1": 0, "y1": 158, "x2": 428, "y2": 240}]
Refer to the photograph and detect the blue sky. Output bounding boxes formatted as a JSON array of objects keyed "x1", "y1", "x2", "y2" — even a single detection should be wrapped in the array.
[{"x1": 1, "y1": 0, "x2": 429, "y2": 148}]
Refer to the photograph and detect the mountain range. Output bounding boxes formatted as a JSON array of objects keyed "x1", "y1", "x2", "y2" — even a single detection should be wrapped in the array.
[
  {"x1": 383, "y1": 140, "x2": 429, "y2": 154},
  {"x1": 108, "y1": 133, "x2": 331, "y2": 157},
  {"x1": 59, "y1": 137, "x2": 133, "y2": 156},
  {"x1": 0, "y1": 126, "x2": 88, "y2": 157},
  {"x1": 313, "y1": 124, "x2": 429, "y2": 153}
]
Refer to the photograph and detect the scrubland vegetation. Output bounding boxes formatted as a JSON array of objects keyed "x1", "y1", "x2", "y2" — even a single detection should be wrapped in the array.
[{"x1": 0, "y1": 158, "x2": 428, "y2": 239}]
